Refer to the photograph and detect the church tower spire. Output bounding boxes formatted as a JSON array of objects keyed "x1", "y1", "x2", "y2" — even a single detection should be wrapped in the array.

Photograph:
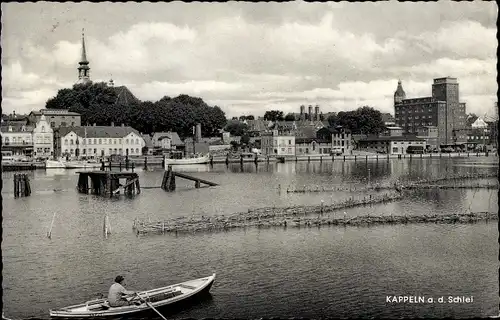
[
  {"x1": 394, "y1": 79, "x2": 406, "y2": 105},
  {"x1": 77, "y1": 29, "x2": 91, "y2": 85}
]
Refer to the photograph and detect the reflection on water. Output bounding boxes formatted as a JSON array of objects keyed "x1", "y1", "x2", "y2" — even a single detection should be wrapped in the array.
[{"x1": 2, "y1": 157, "x2": 498, "y2": 319}]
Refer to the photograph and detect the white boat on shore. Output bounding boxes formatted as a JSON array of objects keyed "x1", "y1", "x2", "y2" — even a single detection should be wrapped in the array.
[
  {"x1": 164, "y1": 154, "x2": 210, "y2": 166},
  {"x1": 64, "y1": 160, "x2": 102, "y2": 169},
  {"x1": 45, "y1": 158, "x2": 102, "y2": 169},
  {"x1": 45, "y1": 159, "x2": 67, "y2": 169}
]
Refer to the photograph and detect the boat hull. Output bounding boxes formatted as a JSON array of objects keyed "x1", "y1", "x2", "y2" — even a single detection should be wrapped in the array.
[
  {"x1": 46, "y1": 160, "x2": 67, "y2": 169},
  {"x1": 49, "y1": 274, "x2": 215, "y2": 319},
  {"x1": 164, "y1": 154, "x2": 210, "y2": 166}
]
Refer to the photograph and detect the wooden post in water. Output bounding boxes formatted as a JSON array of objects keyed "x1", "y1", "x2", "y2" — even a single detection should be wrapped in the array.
[
  {"x1": 240, "y1": 154, "x2": 244, "y2": 166},
  {"x1": 144, "y1": 156, "x2": 148, "y2": 171},
  {"x1": 135, "y1": 178, "x2": 141, "y2": 194},
  {"x1": 13, "y1": 174, "x2": 19, "y2": 198},
  {"x1": 195, "y1": 180, "x2": 201, "y2": 188}
]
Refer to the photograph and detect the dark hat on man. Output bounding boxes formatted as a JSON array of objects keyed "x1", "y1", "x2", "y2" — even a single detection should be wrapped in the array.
[{"x1": 115, "y1": 275, "x2": 125, "y2": 283}]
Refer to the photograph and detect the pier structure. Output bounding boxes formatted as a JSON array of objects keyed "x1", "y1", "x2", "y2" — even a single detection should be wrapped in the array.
[
  {"x1": 76, "y1": 171, "x2": 140, "y2": 197},
  {"x1": 13, "y1": 173, "x2": 31, "y2": 197},
  {"x1": 161, "y1": 165, "x2": 218, "y2": 192}
]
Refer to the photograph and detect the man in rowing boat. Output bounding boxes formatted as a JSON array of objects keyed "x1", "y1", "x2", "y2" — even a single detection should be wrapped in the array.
[{"x1": 108, "y1": 275, "x2": 140, "y2": 307}]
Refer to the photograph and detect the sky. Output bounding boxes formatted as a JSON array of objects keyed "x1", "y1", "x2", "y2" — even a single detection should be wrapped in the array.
[{"x1": 2, "y1": 1, "x2": 498, "y2": 119}]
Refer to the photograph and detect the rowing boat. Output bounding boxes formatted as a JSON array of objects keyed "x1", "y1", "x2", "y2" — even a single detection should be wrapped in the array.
[{"x1": 49, "y1": 273, "x2": 215, "y2": 318}]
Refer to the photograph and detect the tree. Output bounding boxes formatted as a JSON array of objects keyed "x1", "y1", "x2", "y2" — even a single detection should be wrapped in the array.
[
  {"x1": 263, "y1": 110, "x2": 284, "y2": 122},
  {"x1": 328, "y1": 106, "x2": 385, "y2": 134},
  {"x1": 284, "y1": 113, "x2": 296, "y2": 121},
  {"x1": 246, "y1": 115, "x2": 255, "y2": 120},
  {"x1": 224, "y1": 122, "x2": 248, "y2": 136},
  {"x1": 45, "y1": 83, "x2": 227, "y2": 137},
  {"x1": 241, "y1": 134, "x2": 250, "y2": 145}
]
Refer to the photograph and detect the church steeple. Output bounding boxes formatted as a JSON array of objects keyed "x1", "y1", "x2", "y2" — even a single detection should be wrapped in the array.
[
  {"x1": 394, "y1": 79, "x2": 406, "y2": 105},
  {"x1": 77, "y1": 29, "x2": 91, "y2": 85}
]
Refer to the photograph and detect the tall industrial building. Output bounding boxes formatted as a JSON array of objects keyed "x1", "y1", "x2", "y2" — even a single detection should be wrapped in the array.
[{"x1": 394, "y1": 77, "x2": 467, "y2": 145}]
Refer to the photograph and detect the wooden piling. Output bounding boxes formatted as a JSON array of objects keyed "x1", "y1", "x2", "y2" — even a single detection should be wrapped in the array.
[{"x1": 144, "y1": 156, "x2": 148, "y2": 170}]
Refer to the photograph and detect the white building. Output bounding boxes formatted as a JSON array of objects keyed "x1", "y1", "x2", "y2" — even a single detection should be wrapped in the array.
[
  {"x1": 331, "y1": 127, "x2": 353, "y2": 154},
  {"x1": 32, "y1": 115, "x2": 54, "y2": 158},
  {"x1": 358, "y1": 136, "x2": 426, "y2": 154},
  {"x1": 58, "y1": 125, "x2": 145, "y2": 159},
  {"x1": 1, "y1": 123, "x2": 34, "y2": 156},
  {"x1": 261, "y1": 130, "x2": 295, "y2": 156}
]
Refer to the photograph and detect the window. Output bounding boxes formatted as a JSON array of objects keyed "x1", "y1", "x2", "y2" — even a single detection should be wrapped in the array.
[
  {"x1": 288, "y1": 140, "x2": 291, "y2": 145},
  {"x1": 94, "y1": 149, "x2": 97, "y2": 154},
  {"x1": 129, "y1": 148, "x2": 133, "y2": 154},
  {"x1": 109, "y1": 148, "x2": 112, "y2": 154},
  {"x1": 88, "y1": 139, "x2": 91, "y2": 144},
  {"x1": 119, "y1": 139, "x2": 122, "y2": 144},
  {"x1": 50, "y1": 122, "x2": 55, "y2": 127},
  {"x1": 114, "y1": 148, "x2": 117, "y2": 154},
  {"x1": 281, "y1": 148, "x2": 285, "y2": 152},
  {"x1": 70, "y1": 149, "x2": 74, "y2": 154},
  {"x1": 61, "y1": 122, "x2": 67, "y2": 127},
  {"x1": 83, "y1": 149, "x2": 86, "y2": 154},
  {"x1": 70, "y1": 139, "x2": 74, "y2": 145},
  {"x1": 99, "y1": 139, "x2": 102, "y2": 144},
  {"x1": 136, "y1": 148, "x2": 139, "y2": 154},
  {"x1": 126, "y1": 139, "x2": 129, "y2": 144},
  {"x1": 114, "y1": 139, "x2": 117, "y2": 144},
  {"x1": 64, "y1": 139, "x2": 68, "y2": 145},
  {"x1": 135, "y1": 139, "x2": 139, "y2": 144}
]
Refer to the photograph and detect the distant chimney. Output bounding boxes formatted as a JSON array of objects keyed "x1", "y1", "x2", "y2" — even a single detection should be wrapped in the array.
[
  {"x1": 196, "y1": 123, "x2": 202, "y2": 142},
  {"x1": 315, "y1": 105, "x2": 320, "y2": 121},
  {"x1": 300, "y1": 105, "x2": 305, "y2": 120},
  {"x1": 308, "y1": 105, "x2": 313, "y2": 121},
  {"x1": 111, "y1": 122, "x2": 114, "y2": 127}
]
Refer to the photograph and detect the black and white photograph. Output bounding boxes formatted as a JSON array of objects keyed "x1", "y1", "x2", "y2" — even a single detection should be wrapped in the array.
[{"x1": 1, "y1": 1, "x2": 498, "y2": 319}]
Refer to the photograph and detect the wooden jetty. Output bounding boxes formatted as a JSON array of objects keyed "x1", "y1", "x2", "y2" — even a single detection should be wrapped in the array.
[
  {"x1": 77, "y1": 171, "x2": 140, "y2": 197},
  {"x1": 161, "y1": 166, "x2": 218, "y2": 192},
  {"x1": 13, "y1": 173, "x2": 31, "y2": 197}
]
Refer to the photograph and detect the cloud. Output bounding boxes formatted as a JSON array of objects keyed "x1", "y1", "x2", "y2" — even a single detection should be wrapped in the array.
[
  {"x1": 417, "y1": 21, "x2": 496, "y2": 60},
  {"x1": 1, "y1": 3, "x2": 496, "y2": 119}
]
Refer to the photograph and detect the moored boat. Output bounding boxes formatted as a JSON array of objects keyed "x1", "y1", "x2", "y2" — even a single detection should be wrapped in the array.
[
  {"x1": 46, "y1": 159, "x2": 67, "y2": 169},
  {"x1": 64, "y1": 160, "x2": 102, "y2": 169},
  {"x1": 164, "y1": 153, "x2": 210, "y2": 166},
  {"x1": 49, "y1": 273, "x2": 215, "y2": 318}
]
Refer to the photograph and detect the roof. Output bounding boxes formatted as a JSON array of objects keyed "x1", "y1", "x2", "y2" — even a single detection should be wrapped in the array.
[
  {"x1": 0, "y1": 124, "x2": 34, "y2": 133},
  {"x1": 152, "y1": 132, "x2": 184, "y2": 145},
  {"x1": 381, "y1": 113, "x2": 395, "y2": 123},
  {"x1": 360, "y1": 135, "x2": 424, "y2": 142},
  {"x1": 112, "y1": 86, "x2": 140, "y2": 105},
  {"x1": 246, "y1": 119, "x2": 272, "y2": 132},
  {"x1": 58, "y1": 126, "x2": 141, "y2": 138},
  {"x1": 30, "y1": 109, "x2": 81, "y2": 116},
  {"x1": 471, "y1": 118, "x2": 488, "y2": 129},
  {"x1": 141, "y1": 134, "x2": 153, "y2": 148},
  {"x1": 296, "y1": 138, "x2": 330, "y2": 144}
]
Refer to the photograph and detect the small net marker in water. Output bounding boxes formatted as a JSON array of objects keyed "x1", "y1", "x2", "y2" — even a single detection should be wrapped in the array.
[{"x1": 47, "y1": 211, "x2": 57, "y2": 239}]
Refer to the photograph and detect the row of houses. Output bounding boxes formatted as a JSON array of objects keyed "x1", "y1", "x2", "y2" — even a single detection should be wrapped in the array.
[{"x1": 1, "y1": 109, "x2": 188, "y2": 159}]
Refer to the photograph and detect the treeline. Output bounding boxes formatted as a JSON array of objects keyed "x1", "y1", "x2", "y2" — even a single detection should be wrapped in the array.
[
  {"x1": 45, "y1": 82, "x2": 227, "y2": 138},
  {"x1": 327, "y1": 106, "x2": 386, "y2": 134}
]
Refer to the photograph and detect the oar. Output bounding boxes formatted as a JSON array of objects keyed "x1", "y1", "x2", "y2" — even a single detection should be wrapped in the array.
[{"x1": 135, "y1": 293, "x2": 167, "y2": 320}]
